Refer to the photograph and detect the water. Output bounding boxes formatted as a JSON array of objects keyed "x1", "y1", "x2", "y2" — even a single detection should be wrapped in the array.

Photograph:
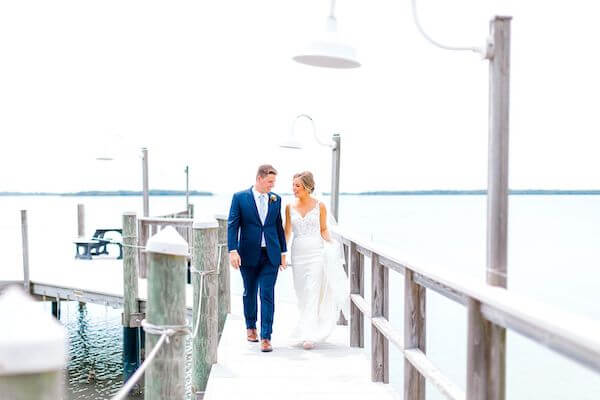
[{"x1": 1, "y1": 194, "x2": 599, "y2": 399}]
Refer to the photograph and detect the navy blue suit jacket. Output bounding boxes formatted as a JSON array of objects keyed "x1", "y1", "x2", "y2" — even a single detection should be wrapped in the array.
[{"x1": 227, "y1": 187, "x2": 287, "y2": 268}]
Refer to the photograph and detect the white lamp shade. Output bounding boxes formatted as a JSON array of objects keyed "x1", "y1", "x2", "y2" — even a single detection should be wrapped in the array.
[
  {"x1": 279, "y1": 138, "x2": 304, "y2": 149},
  {"x1": 293, "y1": 35, "x2": 360, "y2": 69}
]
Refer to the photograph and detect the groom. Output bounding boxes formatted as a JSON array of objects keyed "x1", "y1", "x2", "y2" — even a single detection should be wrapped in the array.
[{"x1": 227, "y1": 164, "x2": 287, "y2": 352}]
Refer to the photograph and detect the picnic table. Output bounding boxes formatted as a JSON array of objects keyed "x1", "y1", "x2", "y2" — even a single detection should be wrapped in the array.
[{"x1": 74, "y1": 228, "x2": 123, "y2": 260}]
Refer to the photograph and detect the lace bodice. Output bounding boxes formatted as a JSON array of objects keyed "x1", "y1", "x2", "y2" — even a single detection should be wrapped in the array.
[{"x1": 290, "y1": 202, "x2": 321, "y2": 239}]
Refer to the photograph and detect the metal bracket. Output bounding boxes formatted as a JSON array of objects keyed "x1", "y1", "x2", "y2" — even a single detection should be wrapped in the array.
[{"x1": 122, "y1": 312, "x2": 145, "y2": 328}]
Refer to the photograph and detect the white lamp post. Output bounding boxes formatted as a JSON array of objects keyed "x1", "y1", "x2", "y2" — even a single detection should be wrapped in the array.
[
  {"x1": 96, "y1": 147, "x2": 150, "y2": 217},
  {"x1": 184, "y1": 165, "x2": 190, "y2": 215},
  {"x1": 280, "y1": 114, "x2": 341, "y2": 221}
]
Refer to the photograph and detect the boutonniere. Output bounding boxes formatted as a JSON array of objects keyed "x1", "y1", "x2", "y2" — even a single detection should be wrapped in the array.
[{"x1": 269, "y1": 194, "x2": 277, "y2": 203}]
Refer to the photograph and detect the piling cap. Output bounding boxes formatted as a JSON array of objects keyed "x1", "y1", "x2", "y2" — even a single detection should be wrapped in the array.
[
  {"x1": 146, "y1": 225, "x2": 189, "y2": 256},
  {"x1": 0, "y1": 286, "x2": 67, "y2": 375}
]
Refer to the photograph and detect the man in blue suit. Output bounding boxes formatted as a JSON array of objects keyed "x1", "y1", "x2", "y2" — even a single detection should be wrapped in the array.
[{"x1": 228, "y1": 164, "x2": 287, "y2": 352}]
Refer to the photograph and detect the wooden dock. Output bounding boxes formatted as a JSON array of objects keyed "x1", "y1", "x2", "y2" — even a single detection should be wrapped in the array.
[
  {"x1": 205, "y1": 294, "x2": 400, "y2": 400},
  {"x1": 4, "y1": 205, "x2": 600, "y2": 400},
  {"x1": 19, "y1": 258, "x2": 195, "y2": 317}
]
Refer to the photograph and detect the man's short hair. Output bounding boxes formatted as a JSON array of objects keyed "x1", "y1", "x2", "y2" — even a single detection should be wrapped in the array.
[{"x1": 256, "y1": 164, "x2": 278, "y2": 178}]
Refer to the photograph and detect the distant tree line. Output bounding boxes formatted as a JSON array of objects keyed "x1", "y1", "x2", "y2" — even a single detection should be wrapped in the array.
[
  {"x1": 0, "y1": 190, "x2": 213, "y2": 196},
  {"x1": 3, "y1": 189, "x2": 600, "y2": 196}
]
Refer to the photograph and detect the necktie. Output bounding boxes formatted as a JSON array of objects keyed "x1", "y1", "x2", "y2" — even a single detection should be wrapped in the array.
[{"x1": 259, "y1": 194, "x2": 267, "y2": 224}]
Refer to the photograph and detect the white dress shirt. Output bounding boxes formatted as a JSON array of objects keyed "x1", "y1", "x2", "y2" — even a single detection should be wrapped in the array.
[{"x1": 252, "y1": 186, "x2": 267, "y2": 247}]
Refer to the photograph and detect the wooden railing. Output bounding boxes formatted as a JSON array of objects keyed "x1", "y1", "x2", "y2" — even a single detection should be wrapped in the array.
[
  {"x1": 138, "y1": 216, "x2": 193, "y2": 278},
  {"x1": 136, "y1": 206, "x2": 195, "y2": 277},
  {"x1": 329, "y1": 225, "x2": 600, "y2": 400}
]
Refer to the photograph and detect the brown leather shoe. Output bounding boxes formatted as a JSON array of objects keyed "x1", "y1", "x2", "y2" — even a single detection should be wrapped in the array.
[
  {"x1": 246, "y1": 329, "x2": 259, "y2": 342},
  {"x1": 260, "y1": 339, "x2": 273, "y2": 352}
]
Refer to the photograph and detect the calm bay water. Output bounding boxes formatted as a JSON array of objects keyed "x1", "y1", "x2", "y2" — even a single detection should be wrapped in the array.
[{"x1": 1, "y1": 194, "x2": 599, "y2": 399}]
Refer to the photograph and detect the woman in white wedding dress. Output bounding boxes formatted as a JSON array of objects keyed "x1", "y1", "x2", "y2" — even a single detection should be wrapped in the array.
[{"x1": 284, "y1": 171, "x2": 348, "y2": 350}]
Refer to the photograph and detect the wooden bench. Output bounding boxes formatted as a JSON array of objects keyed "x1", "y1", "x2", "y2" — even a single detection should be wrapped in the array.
[
  {"x1": 73, "y1": 239, "x2": 103, "y2": 260},
  {"x1": 73, "y1": 228, "x2": 123, "y2": 260}
]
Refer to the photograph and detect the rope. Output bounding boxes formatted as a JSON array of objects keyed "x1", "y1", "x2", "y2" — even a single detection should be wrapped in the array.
[
  {"x1": 189, "y1": 243, "x2": 223, "y2": 338},
  {"x1": 141, "y1": 319, "x2": 191, "y2": 341},
  {"x1": 121, "y1": 243, "x2": 146, "y2": 250},
  {"x1": 119, "y1": 241, "x2": 227, "y2": 253},
  {"x1": 110, "y1": 322, "x2": 183, "y2": 400},
  {"x1": 486, "y1": 268, "x2": 508, "y2": 279}
]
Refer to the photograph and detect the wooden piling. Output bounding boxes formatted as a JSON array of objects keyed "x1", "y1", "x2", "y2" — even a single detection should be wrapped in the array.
[
  {"x1": 77, "y1": 204, "x2": 85, "y2": 237},
  {"x1": 0, "y1": 287, "x2": 67, "y2": 400},
  {"x1": 123, "y1": 213, "x2": 140, "y2": 325},
  {"x1": 51, "y1": 297, "x2": 60, "y2": 320},
  {"x1": 192, "y1": 220, "x2": 219, "y2": 397},
  {"x1": 216, "y1": 216, "x2": 230, "y2": 336},
  {"x1": 20, "y1": 210, "x2": 30, "y2": 293},
  {"x1": 144, "y1": 227, "x2": 188, "y2": 400},
  {"x1": 122, "y1": 212, "x2": 141, "y2": 387}
]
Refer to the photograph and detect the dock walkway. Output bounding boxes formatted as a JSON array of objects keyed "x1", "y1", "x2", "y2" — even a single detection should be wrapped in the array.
[
  {"x1": 12, "y1": 257, "x2": 400, "y2": 400},
  {"x1": 206, "y1": 294, "x2": 399, "y2": 400}
]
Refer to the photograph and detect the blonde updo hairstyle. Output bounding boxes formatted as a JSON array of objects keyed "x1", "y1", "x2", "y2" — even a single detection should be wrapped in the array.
[{"x1": 293, "y1": 171, "x2": 315, "y2": 194}]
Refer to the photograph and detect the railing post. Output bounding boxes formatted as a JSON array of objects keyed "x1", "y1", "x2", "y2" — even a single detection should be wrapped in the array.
[
  {"x1": 144, "y1": 227, "x2": 188, "y2": 400},
  {"x1": 349, "y1": 242, "x2": 364, "y2": 347},
  {"x1": 122, "y1": 212, "x2": 142, "y2": 391},
  {"x1": 216, "y1": 216, "x2": 231, "y2": 336},
  {"x1": 192, "y1": 221, "x2": 219, "y2": 398},
  {"x1": 404, "y1": 269, "x2": 426, "y2": 400},
  {"x1": 371, "y1": 254, "x2": 389, "y2": 383},
  {"x1": 0, "y1": 287, "x2": 67, "y2": 400},
  {"x1": 337, "y1": 241, "x2": 349, "y2": 326},
  {"x1": 138, "y1": 219, "x2": 149, "y2": 278},
  {"x1": 77, "y1": 204, "x2": 85, "y2": 238},
  {"x1": 20, "y1": 210, "x2": 30, "y2": 293}
]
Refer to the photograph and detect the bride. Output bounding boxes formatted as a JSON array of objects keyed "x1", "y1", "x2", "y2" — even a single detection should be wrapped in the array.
[{"x1": 284, "y1": 171, "x2": 349, "y2": 350}]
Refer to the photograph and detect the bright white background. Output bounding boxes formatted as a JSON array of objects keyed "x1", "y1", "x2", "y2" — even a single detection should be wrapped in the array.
[{"x1": 1, "y1": 0, "x2": 598, "y2": 194}]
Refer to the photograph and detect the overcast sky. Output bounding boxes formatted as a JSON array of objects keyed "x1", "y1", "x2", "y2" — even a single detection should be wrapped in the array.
[{"x1": 1, "y1": 0, "x2": 599, "y2": 194}]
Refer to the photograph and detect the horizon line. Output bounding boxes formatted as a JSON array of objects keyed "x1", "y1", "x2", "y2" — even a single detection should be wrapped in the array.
[{"x1": 2, "y1": 189, "x2": 600, "y2": 196}]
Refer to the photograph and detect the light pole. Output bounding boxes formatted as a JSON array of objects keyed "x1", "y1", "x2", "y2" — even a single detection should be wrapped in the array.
[
  {"x1": 280, "y1": 114, "x2": 341, "y2": 221},
  {"x1": 97, "y1": 147, "x2": 150, "y2": 217},
  {"x1": 142, "y1": 148, "x2": 149, "y2": 217},
  {"x1": 293, "y1": 2, "x2": 511, "y2": 399},
  {"x1": 184, "y1": 165, "x2": 189, "y2": 215}
]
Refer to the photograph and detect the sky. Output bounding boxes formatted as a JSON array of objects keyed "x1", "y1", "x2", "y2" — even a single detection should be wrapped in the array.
[{"x1": 1, "y1": 0, "x2": 599, "y2": 194}]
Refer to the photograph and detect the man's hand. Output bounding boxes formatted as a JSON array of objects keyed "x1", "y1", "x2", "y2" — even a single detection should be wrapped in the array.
[
  {"x1": 279, "y1": 254, "x2": 287, "y2": 271},
  {"x1": 229, "y1": 250, "x2": 241, "y2": 269}
]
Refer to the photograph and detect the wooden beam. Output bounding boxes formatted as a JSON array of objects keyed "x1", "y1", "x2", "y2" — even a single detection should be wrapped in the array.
[
  {"x1": 371, "y1": 254, "x2": 389, "y2": 383},
  {"x1": 405, "y1": 349, "x2": 465, "y2": 400},
  {"x1": 404, "y1": 269, "x2": 426, "y2": 400},
  {"x1": 349, "y1": 242, "x2": 365, "y2": 347}
]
